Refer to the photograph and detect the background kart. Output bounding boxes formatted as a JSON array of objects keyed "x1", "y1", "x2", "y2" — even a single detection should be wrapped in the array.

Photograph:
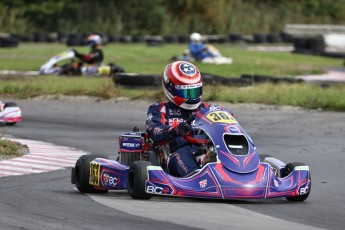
[
  {"x1": 0, "y1": 101, "x2": 22, "y2": 125},
  {"x1": 39, "y1": 50, "x2": 123, "y2": 76},
  {"x1": 71, "y1": 107, "x2": 311, "y2": 201}
]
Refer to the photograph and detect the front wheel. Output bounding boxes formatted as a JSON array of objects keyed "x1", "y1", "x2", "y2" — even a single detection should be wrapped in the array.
[
  {"x1": 283, "y1": 162, "x2": 311, "y2": 202},
  {"x1": 4, "y1": 102, "x2": 17, "y2": 108},
  {"x1": 74, "y1": 154, "x2": 108, "y2": 193},
  {"x1": 127, "y1": 161, "x2": 152, "y2": 199}
]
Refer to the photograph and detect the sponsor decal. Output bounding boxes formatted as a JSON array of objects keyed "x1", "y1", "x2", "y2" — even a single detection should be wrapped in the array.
[
  {"x1": 209, "y1": 106, "x2": 222, "y2": 111},
  {"x1": 146, "y1": 185, "x2": 172, "y2": 194},
  {"x1": 89, "y1": 161, "x2": 100, "y2": 186},
  {"x1": 294, "y1": 166, "x2": 309, "y2": 171},
  {"x1": 147, "y1": 166, "x2": 163, "y2": 170},
  {"x1": 298, "y1": 183, "x2": 310, "y2": 195},
  {"x1": 146, "y1": 113, "x2": 153, "y2": 124},
  {"x1": 102, "y1": 172, "x2": 110, "y2": 186},
  {"x1": 168, "y1": 108, "x2": 182, "y2": 116},
  {"x1": 169, "y1": 118, "x2": 184, "y2": 126},
  {"x1": 199, "y1": 179, "x2": 208, "y2": 188},
  {"x1": 228, "y1": 126, "x2": 239, "y2": 133},
  {"x1": 175, "y1": 83, "x2": 202, "y2": 90},
  {"x1": 102, "y1": 172, "x2": 119, "y2": 187},
  {"x1": 153, "y1": 127, "x2": 163, "y2": 135},
  {"x1": 122, "y1": 142, "x2": 136, "y2": 148}
]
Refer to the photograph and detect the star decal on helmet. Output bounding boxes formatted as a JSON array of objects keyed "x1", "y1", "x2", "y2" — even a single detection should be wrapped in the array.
[{"x1": 179, "y1": 63, "x2": 196, "y2": 76}]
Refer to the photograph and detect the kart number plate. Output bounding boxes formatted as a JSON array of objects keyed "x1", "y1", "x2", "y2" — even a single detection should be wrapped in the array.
[
  {"x1": 206, "y1": 111, "x2": 238, "y2": 124},
  {"x1": 89, "y1": 161, "x2": 100, "y2": 186}
]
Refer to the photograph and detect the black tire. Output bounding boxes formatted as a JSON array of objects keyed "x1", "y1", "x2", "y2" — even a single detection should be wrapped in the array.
[
  {"x1": 259, "y1": 154, "x2": 272, "y2": 162},
  {"x1": 74, "y1": 154, "x2": 108, "y2": 193},
  {"x1": 120, "y1": 152, "x2": 141, "y2": 166},
  {"x1": 148, "y1": 151, "x2": 160, "y2": 166},
  {"x1": 113, "y1": 73, "x2": 161, "y2": 86},
  {"x1": 0, "y1": 37, "x2": 19, "y2": 48},
  {"x1": 4, "y1": 102, "x2": 17, "y2": 108},
  {"x1": 127, "y1": 161, "x2": 152, "y2": 199},
  {"x1": 283, "y1": 162, "x2": 311, "y2": 202}
]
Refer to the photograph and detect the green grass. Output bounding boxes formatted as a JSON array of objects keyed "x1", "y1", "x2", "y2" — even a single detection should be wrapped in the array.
[
  {"x1": 0, "y1": 43, "x2": 344, "y2": 111},
  {"x1": 0, "y1": 43, "x2": 342, "y2": 77},
  {"x1": 0, "y1": 129, "x2": 26, "y2": 157}
]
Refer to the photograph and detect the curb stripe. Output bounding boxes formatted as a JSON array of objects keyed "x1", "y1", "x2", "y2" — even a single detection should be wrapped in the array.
[{"x1": 0, "y1": 138, "x2": 89, "y2": 178}]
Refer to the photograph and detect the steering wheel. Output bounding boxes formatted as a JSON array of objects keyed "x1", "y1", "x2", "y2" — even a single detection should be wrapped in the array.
[{"x1": 184, "y1": 115, "x2": 208, "y2": 145}]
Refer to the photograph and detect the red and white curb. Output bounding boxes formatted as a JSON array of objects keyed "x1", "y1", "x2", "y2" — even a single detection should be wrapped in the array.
[{"x1": 0, "y1": 138, "x2": 87, "y2": 178}]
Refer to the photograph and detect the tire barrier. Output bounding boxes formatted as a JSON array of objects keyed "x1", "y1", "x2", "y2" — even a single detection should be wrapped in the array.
[
  {"x1": 0, "y1": 37, "x2": 19, "y2": 48},
  {"x1": 5, "y1": 32, "x2": 293, "y2": 44},
  {"x1": 113, "y1": 72, "x2": 303, "y2": 87},
  {"x1": 240, "y1": 74, "x2": 304, "y2": 84},
  {"x1": 267, "y1": 34, "x2": 282, "y2": 43},
  {"x1": 292, "y1": 36, "x2": 325, "y2": 55},
  {"x1": 253, "y1": 33, "x2": 267, "y2": 44},
  {"x1": 113, "y1": 73, "x2": 162, "y2": 86},
  {"x1": 229, "y1": 33, "x2": 243, "y2": 43}
]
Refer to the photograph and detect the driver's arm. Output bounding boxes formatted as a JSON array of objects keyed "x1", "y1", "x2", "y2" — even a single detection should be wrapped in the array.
[{"x1": 145, "y1": 103, "x2": 179, "y2": 145}]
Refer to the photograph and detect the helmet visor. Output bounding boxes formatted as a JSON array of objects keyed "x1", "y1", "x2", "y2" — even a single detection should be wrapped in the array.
[{"x1": 173, "y1": 83, "x2": 202, "y2": 99}]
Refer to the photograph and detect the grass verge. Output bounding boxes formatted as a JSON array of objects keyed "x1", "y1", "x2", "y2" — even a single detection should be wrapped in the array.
[
  {"x1": 1, "y1": 76, "x2": 344, "y2": 111},
  {"x1": 0, "y1": 128, "x2": 27, "y2": 158}
]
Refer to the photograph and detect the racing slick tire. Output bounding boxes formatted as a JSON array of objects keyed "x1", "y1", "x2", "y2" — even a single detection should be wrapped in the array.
[
  {"x1": 259, "y1": 154, "x2": 272, "y2": 162},
  {"x1": 128, "y1": 161, "x2": 152, "y2": 199},
  {"x1": 148, "y1": 151, "x2": 160, "y2": 166},
  {"x1": 120, "y1": 151, "x2": 141, "y2": 166},
  {"x1": 4, "y1": 102, "x2": 17, "y2": 108},
  {"x1": 283, "y1": 162, "x2": 311, "y2": 202},
  {"x1": 74, "y1": 154, "x2": 108, "y2": 193}
]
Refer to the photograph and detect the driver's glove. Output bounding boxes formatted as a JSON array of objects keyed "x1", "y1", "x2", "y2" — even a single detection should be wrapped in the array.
[{"x1": 177, "y1": 122, "x2": 192, "y2": 136}]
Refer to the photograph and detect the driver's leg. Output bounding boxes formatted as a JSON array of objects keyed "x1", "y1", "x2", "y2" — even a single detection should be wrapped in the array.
[{"x1": 168, "y1": 145, "x2": 198, "y2": 177}]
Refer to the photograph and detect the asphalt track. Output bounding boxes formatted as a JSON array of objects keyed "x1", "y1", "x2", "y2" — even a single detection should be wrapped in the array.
[{"x1": 1, "y1": 98, "x2": 345, "y2": 230}]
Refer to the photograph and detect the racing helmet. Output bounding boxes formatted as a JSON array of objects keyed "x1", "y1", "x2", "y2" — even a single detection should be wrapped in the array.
[
  {"x1": 87, "y1": 34, "x2": 102, "y2": 47},
  {"x1": 190, "y1": 32, "x2": 202, "y2": 43},
  {"x1": 162, "y1": 61, "x2": 202, "y2": 110}
]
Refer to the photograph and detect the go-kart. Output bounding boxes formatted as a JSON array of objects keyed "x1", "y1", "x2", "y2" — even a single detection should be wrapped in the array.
[
  {"x1": 0, "y1": 101, "x2": 22, "y2": 125},
  {"x1": 71, "y1": 106, "x2": 311, "y2": 201},
  {"x1": 174, "y1": 45, "x2": 233, "y2": 65},
  {"x1": 39, "y1": 50, "x2": 123, "y2": 76}
]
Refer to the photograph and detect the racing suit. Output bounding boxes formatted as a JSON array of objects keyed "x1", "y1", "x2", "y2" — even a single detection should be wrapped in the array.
[
  {"x1": 75, "y1": 48, "x2": 104, "y2": 65},
  {"x1": 59, "y1": 48, "x2": 104, "y2": 75},
  {"x1": 146, "y1": 101, "x2": 233, "y2": 177},
  {"x1": 188, "y1": 42, "x2": 220, "y2": 61}
]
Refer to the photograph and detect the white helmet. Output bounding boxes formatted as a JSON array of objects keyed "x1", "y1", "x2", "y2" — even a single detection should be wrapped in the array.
[
  {"x1": 87, "y1": 34, "x2": 102, "y2": 47},
  {"x1": 190, "y1": 32, "x2": 202, "y2": 43}
]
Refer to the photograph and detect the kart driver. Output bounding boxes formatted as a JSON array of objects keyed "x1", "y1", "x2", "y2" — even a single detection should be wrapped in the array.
[
  {"x1": 73, "y1": 34, "x2": 104, "y2": 67},
  {"x1": 145, "y1": 61, "x2": 233, "y2": 177},
  {"x1": 59, "y1": 34, "x2": 123, "y2": 75},
  {"x1": 59, "y1": 34, "x2": 103, "y2": 75},
  {"x1": 188, "y1": 32, "x2": 221, "y2": 61}
]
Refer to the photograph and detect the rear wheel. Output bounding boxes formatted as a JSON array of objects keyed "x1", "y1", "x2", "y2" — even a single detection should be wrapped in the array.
[
  {"x1": 283, "y1": 162, "x2": 311, "y2": 202},
  {"x1": 74, "y1": 154, "x2": 108, "y2": 193},
  {"x1": 120, "y1": 152, "x2": 141, "y2": 166},
  {"x1": 127, "y1": 161, "x2": 152, "y2": 199}
]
